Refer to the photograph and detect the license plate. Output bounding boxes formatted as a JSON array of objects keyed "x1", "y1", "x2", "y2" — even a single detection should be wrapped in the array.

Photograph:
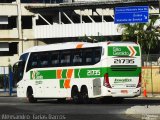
[{"x1": 121, "y1": 90, "x2": 128, "y2": 94}]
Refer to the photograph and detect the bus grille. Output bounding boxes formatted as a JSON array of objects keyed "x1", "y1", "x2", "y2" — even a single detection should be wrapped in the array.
[{"x1": 111, "y1": 65, "x2": 137, "y2": 71}]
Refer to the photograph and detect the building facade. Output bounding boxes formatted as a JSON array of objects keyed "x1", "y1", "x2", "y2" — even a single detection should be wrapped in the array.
[{"x1": 0, "y1": 0, "x2": 159, "y2": 66}]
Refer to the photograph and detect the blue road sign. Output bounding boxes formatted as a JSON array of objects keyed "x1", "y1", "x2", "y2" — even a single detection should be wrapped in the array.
[{"x1": 114, "y1": 6, "x2": 149, "y2": 24}]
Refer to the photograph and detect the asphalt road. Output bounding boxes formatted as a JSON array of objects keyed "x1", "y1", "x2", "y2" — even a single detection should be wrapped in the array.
[{"x1": 0, "y1": 97, "x2": 160, "y2": 120}]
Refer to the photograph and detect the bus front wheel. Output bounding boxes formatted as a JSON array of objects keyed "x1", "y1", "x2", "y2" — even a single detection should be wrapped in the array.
[{"x1": 27, "y1": 87, "x2": 37, "y2": 103}]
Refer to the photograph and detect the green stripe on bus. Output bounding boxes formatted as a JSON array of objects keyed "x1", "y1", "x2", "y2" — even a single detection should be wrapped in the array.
[
  {"x1": 74, "y1": 67, "x2": 107, "y2": 78},
  {"x1": 30, "y1": 67, "x2": 141, "y2": 80},
  {"x1": 60, "y1": 80, "x2": 64, "y2": 88},
  {"x1": 74, "y1": 67, "x2": 140, "y2": 78},
  {"x1": 74, "y1": 69, "x2": 79, "y2": 78},
  {"x1": 41, "y1": 70, "x2": 56, "y2": 79},
  {"x1": 134, "y1": 47, "x2": 140, "y2": 56},
  {"x1": 62, "y1": 69, "x2": 67, "y2": 78},
  {"x1": 30, "y1": 70, "x2": 56, "y2": 80}
]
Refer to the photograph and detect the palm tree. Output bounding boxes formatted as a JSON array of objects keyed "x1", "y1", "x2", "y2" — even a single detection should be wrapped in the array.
[{"x1": 119, "y1": 16, "x2": 160, "y2": 55}]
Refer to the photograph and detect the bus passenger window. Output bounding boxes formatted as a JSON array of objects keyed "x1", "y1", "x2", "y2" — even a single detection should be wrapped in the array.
[
  {"x1": 73, "y1": 50, "x2": 83, "y2": 66},
  {"x1": 31, "y1": 55, "x2": 39, "y2": 68},
  {"x1": 32, "y1": 61, "x2": 38, "y2": 67},
  {"x1": 94, "y1": 47, "x2": 102, "y2": 63},
  {"x1": 40, "y1": 54, "x2": 49, "y2": 67},
  {"x1": 84, "y1": 49, "x2": 93, "y2": 65},
  {"x1": 61, "y1": 52, "x2": 71, "y2": 66},
  {"x1": 26, "y1": 53, "x2": 39, "y2": 71},
  {"x1": 51, "y1": 53, "x2": 60, "y2": 67}
]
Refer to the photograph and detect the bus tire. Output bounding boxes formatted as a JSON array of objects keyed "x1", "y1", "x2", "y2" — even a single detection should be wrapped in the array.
[
  {"x1": 71, "y1": 86, "x2": 80, "y2": 104},
  {"x1": 80, "y1": 86, "x2": 90, "y2": 104},
  {"x1": 27, "y1": 87, "x2": 37, "y2": 103}
]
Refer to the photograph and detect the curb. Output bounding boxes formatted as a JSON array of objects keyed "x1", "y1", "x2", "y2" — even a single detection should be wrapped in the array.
[{"x1": 0, "y1": 92, "x2": 17, "y2": 97}]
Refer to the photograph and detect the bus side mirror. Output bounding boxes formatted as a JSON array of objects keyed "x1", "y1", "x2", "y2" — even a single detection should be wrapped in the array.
[
  {"x1": 12, "y1": 60, "x2": 25, "y2": 82},
  {"x1": 12, "y1": 60, "x2": 23, "y2": 73},
  {"x1": 12, "y1": 64, "x2": 16, "y2": 73}
]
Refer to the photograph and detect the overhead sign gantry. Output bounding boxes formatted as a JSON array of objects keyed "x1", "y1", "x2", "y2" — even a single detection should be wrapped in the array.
[{"x1": 114, "y1": 6, "x2": 149, "y2": 24}]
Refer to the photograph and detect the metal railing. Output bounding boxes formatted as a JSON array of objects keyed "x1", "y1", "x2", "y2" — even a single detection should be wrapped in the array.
[
  {"x1": 20, "y1": 0, "x2": 158, "y2": 3},
  {"x1": 142, "y1": 54, "x2": 160, "y2": 66},
  {"x1": 21, "y1": 0, "x2": 65, "y2": 3},
  {"x1": 0, "y1": 66, "x2": 16, "y2": 96}
]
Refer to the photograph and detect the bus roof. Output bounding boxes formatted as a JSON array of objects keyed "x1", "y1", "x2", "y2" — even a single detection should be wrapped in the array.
[
  {"x1": 107, "y1": 41, "x2": 138, "y2": 45},
  {"x1": 23, "y1": 42, "x2": 100, "y2": 54},
  {"x1": 22, "y1": 41, "x2": 139, "y2": 55}
]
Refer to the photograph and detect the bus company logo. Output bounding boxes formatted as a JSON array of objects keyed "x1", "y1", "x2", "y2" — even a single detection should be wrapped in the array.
[
  {"x1": 31, "y1": 71, "x2": 43, "y2": 80},
  {"x1": 112, "y1": 46, "x2": 136, "y2": 57},
  {"x1": 128, "y1": 46, "x2": 136, "y2": 57},
  {"x1": 114, "y1": 78, "x2": 132, "y2": 83},
  {"x1": 113, "y1": 47, "x2": 129, "y2": 56},
  {"x1": 31, "y1": 71, "x2": 36, "y2": 79}
]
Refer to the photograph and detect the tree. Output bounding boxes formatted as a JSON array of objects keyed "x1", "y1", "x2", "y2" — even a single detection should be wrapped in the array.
[{"x1": 119, "y1": 16, "x2": 160, "y2": 55}]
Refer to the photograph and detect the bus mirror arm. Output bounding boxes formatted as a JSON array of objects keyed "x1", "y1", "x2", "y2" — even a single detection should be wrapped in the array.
[{"x1": 12, "y1": 60, "x2": 23, "y2": 73}]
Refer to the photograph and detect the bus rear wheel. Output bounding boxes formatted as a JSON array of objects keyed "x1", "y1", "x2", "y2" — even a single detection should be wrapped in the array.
[
  {"x1": 27, "y1": 87, "x2": 37, "y2": 103},
  {"x1": 80, "y1": 87, "x2": 90, "y2": 104},
  {"x1": 71, "y1": 87, "x2": 80, "y2": 104}
]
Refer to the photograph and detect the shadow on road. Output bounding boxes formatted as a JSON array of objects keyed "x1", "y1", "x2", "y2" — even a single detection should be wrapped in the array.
[
  {"x1": 0, "y1": 96, "x2": 160, "y2": 105},
  {"x1": 36, "y1": 98, "x2": 160, "y2": 105}
]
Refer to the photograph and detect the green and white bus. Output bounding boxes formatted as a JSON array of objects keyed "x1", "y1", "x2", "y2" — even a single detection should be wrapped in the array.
[{"x1": 14, "y1": 41, "x2": 141, "y2": 103}]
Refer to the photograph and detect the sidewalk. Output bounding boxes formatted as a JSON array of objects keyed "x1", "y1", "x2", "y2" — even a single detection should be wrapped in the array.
[
  {"x1": 0, "y1": 92, "x2": 17, "y2": 97},
  {"x1": 0, "y1": 88, "x2": 16, "y2": 97},
  {"x1": 138, "y1": 93, "x2": 160, "y2": 98}
]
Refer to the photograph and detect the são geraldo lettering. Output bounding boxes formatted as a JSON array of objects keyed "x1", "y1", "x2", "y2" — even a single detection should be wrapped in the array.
[{"x1": 113, "y1": 47, "x2": 129, "y2": 56}]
